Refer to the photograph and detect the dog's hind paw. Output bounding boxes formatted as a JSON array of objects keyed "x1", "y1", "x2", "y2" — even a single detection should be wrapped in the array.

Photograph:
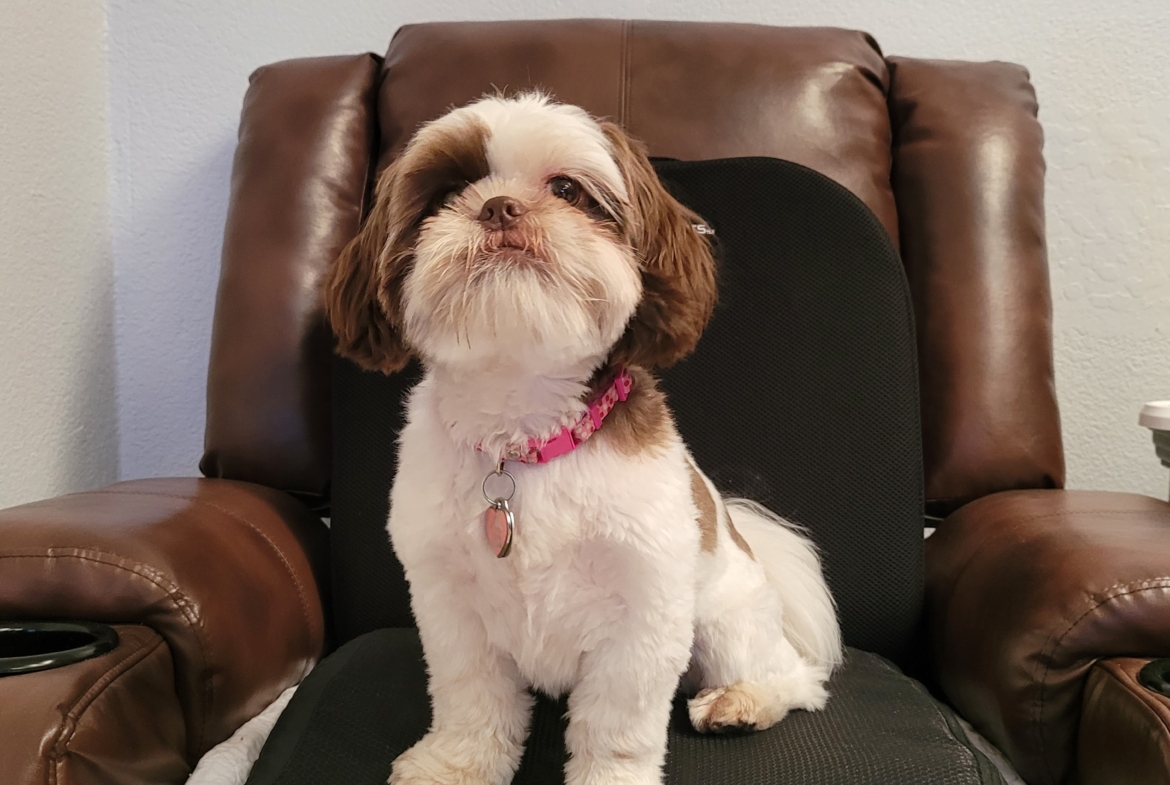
[
  {"x1": 688, "y1": 674, "x2": 828, "y2": 734},
  {"x1": 688, "y1": 683, "x2": 771, "y2": 733}
]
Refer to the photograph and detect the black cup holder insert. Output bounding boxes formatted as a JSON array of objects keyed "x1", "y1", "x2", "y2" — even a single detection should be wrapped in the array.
[
  {"x1": 1139, "y1": 658, "x2": 1170, "y2": 698},
  {"x1": 0, "y1": 621, "x2": 120, "y2": 677}
]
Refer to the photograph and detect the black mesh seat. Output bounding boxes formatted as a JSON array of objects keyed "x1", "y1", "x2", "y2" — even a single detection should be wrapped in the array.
[
  {"x1": 248, "y1": 158, "x2": 1002, "y2": 783},
  {"x1": 247, "y1": 629, "x2": 1003, "y2": 785}
]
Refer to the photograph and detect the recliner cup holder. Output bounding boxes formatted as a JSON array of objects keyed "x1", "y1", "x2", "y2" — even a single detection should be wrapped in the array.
[
  {"x1": 0, "y1": 621, "x2": 119, "y2": 677},
  {"x1": 1139, "y1": 658, "x2": 1170, "y2": 698}
]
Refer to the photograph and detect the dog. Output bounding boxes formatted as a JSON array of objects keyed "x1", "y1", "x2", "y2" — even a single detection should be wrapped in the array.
[{"x1": 324, "y1": 92, "x2": 842, "y2": 785}]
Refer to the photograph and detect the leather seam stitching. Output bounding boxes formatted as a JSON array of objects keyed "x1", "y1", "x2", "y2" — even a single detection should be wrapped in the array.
[
  {"x1": 1036, "y1": 578, "x2": 1170, "y2": 783},
  {"x1": 90, "y1": 489, "x2": 319, "y2": 675},
  {"x1": 48, "y1": 633, "x2": 166, "y2": 782},
  {"x1": 0, "y1": 550, "x2": 213, "y2": 754}
]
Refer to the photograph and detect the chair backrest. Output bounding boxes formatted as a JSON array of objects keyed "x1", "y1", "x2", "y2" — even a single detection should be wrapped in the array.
[
  {"x1": 200, "y1": 22, "x2": 1063, "y2": 528},
  {"x1": 330, "y1": 157, "x2": 925, "y2": 660}
]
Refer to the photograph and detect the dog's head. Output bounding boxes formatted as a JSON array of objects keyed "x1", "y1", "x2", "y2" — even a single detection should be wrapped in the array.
[{"x1": 324, "y1": 92, "x2": 716, "y2": 374}]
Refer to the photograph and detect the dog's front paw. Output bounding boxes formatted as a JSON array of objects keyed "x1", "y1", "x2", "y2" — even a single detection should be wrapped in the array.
[
  {"x1": 389, "y1": 731, "x2": 517, "y2": 785},
  {"x1": 564, "y1": 753, "x2": 663, "y2": 785}
]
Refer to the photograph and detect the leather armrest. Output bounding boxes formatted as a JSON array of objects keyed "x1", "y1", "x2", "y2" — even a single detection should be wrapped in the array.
[
  {"x1": 1079, "y1": 658, "x2": 1170, "y2": 785},
  {"x1": 0, "y1": 625, "x2": 189, "y2": 785},
  {"x1": 0, "y1": 478, "x2": 329, "y2": 761},
  {"x1": 926, "y1": 489, "x2": 1170, "y2": 785}
]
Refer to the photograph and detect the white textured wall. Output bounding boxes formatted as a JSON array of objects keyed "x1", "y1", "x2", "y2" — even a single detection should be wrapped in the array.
[
  {"x1": 95, "y1": 0, "x2": 1169, "y2": 496},
  {"x1": 0, "y1": 2, "x2": 117, "y2": 508}
]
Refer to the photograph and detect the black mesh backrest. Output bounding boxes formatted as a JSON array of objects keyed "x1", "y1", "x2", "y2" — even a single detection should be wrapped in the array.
[{"x1": 331, "y1": 158, "x2": 924, "y2": 661}]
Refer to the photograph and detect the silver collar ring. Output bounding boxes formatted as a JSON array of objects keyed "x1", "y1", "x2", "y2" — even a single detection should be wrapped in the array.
[{"x1": 482, "y1": 465, "x2": 517, "y2": 505}]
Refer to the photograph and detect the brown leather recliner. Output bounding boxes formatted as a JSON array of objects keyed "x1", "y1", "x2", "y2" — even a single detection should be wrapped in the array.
[{"x1": 2, "y1": 19, "x2": 1169, "y2": 785}]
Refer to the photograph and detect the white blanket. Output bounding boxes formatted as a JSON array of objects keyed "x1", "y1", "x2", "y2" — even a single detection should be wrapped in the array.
[{"x1": 185, "y1": 684, "x2": 298, "y2": 785}]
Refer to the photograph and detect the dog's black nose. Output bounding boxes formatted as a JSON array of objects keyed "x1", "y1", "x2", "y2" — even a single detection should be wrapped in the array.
[{"x1": 478, "y1": 196, "x2": 527, "y2": 230}]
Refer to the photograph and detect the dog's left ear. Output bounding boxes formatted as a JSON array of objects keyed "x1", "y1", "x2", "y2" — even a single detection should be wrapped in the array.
[
  {"x1": 601, "y1": 122, "x2": 717, "y2": 369},
  {"x1": 322, "y1": 161, "x2": 414, "y2": 374}
]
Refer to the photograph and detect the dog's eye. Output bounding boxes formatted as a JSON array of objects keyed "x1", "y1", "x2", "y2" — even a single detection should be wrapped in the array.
[
  {"x1": 440, "y1": 185, "x2": 465, "y2": 207},
  {"x1": 548, "y1": 176, "x2": 606, "y2": 218},
  {"x1": 548, "y1": 176, "x2": 581, "y2": 203},
  {"x1": 419, "y1": 186, "x2": 463, "y2": 221}
]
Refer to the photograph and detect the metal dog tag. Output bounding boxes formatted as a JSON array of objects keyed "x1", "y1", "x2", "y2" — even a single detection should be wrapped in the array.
[
  {"x1": 484, "y1": 499, "x2": 514, "y2": 558},
  {"x1": 482, "y1": 464, "x2": 517, "y2": 558}
]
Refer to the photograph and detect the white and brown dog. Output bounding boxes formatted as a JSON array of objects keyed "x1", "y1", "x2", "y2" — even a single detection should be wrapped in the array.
[{"x1": 325, "y1": 92, "x2": 841, "y2": 785}]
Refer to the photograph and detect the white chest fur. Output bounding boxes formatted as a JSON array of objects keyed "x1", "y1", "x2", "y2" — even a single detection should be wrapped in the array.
[{"x1": 387, "y1": 378, "x2": 699, "y2": 695}]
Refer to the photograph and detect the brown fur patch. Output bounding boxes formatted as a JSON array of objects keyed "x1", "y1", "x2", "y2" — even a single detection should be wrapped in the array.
[
  {"x1": 727, "y1": 517, "x2": 755, "y2": 559},
  {"x1": 599, "y1": 122, "x2": 718, "y2": 369},
  {"x1": 396, "y1": 120, "x2": 491, "y2": 224},
  {"x1": 690, "y1": 465, "x2": 718, "y2": 554},
  {"x1": 592, "y1": 366, "x2": 674, "y2": 457},
  {"x1": 322, "y1": 118, "x2": 490, "y2": 373}
]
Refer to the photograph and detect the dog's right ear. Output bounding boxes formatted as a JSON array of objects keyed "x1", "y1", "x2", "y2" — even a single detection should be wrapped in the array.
[{"x1": 323, "y1": 162, "x2": 412, "y2": 374}]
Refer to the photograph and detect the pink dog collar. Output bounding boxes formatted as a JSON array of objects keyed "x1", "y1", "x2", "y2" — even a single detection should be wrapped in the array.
[{"x1": 482, "y1": 366, "x2": 634, "y2": 465}]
